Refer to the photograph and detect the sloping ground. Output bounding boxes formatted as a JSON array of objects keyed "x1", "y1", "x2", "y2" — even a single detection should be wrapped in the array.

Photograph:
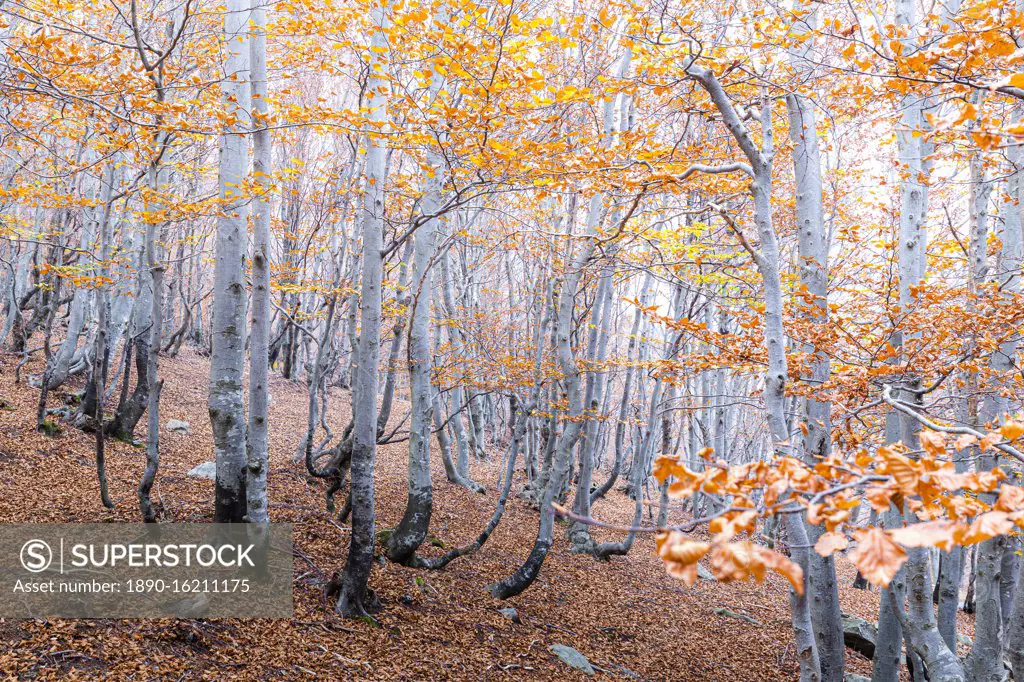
[{"x1": 0, "y1": 347, "x2": 933, "y2": 680}]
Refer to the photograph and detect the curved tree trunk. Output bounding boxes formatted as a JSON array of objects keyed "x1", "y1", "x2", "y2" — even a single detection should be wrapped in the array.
[
  {"x1": 387, "y1": 149, "x2": 443, "y2": 563},
  {"x1": 488, "y1": 190, "x2": 604, "y2": 599},
  {"x1": 335, "y1": 1, "x2": 389, "y2": 618}
]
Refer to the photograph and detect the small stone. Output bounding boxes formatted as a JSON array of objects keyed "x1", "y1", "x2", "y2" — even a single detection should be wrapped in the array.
[
  {"x1": 841, "y1": 612, "x2": 878, "y2": 659},
  {"x1": 713, "y1": 607, "x2": 762, "y2": 626},
  {"x1": 186, "y1": 461, "x2": 216, "y2": 480},
  {"x1": 167, "y1": 419, "x2": 191, "y2": 434},
  {"x1": 549, "y1": 644, "x2": 595, "y2": 676},
  {"x1": 498, "y1": 607, "x2": 521, "y2": 624},
  {"x1": 697, "y1": 564, "x2": 714, "y2": 581}
]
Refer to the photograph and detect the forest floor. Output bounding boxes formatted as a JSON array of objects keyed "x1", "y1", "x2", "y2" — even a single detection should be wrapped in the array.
[{"x1": 0, "y1": 347, "x2": 968, "y2": 680}]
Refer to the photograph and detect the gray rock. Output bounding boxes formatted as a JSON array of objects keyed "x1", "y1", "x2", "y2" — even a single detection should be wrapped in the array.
[
  {"x1": 498, "y1": 607, "x2": 521, "y2": 624},
  {"x1": 842, "y1": 613, "x2": 878, "y2": 659},
  {"x1": 549, "y1": 644, "x2": 594, "y2": 676},
  {"x1": 844, "y1": 675, "x2": 871, "y2": 682},
  {"x1": 167, "y1": 419, "x2": 191, "y2": 434},
  {"x1": 697, "y1": 564, "x2": 714, "y2": 581},
  {"x1": 186, "y1": 461, "x2": 216, "y2": 480},
  {"x1": 713, "y1": 607, "x2": 761, "y2": 626}
]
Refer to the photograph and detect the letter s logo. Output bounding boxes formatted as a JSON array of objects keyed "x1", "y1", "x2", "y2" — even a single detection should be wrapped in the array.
[{"x1": 20, "y1": 540, "x2": 52, "y2": 573}]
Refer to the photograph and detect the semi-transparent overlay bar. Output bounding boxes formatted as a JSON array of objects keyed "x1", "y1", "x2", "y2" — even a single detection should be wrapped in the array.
[{"x1": 0, "y1": 524, "x2": 292, "y2": 618}]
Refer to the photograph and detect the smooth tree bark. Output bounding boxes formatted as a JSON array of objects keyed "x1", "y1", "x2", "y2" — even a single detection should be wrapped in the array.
[
  {"x1": 93, "y1": 163, "x2": 117, "y2": 510},
  {"x1": 567, "y1": 262, "x2": 613, "y2": 553},
  {"x1": 785, "y1": 8, "x2": 843, "y2": 678},
  {"x1": 488, "y1": 191, "x2": 610, "y2": 598},
  {"x1": 411, "y1": 276, "x2": 551, "y2": 570},
  {"x1": 106, "y1": 229, "x2": 153, "y2": 441},
  {"x1": 42, "y1": 211, "x2": 94, "y2": 391},
  {"x1": 386, "y1": 159, "x2": 442, "y2": 564},
  {"x1": 336, "y1": 1, "x2": 390, "y2": 618},
  {"x1": 246, "y1": 0, "x2": 271, "y2": 525},
  {"x1": 884, "y1": 0, "x2": 963, "y2": 678},
  {"x1": 376, "y1": 237, "x2": 414, "y2": 437},
  {"x1": 1004, "y1": 126, "x2": 1024, "y2": 682},
  {"x1": 139, "y1": 162, "x2": 167, "y2": 522},
  {"x1": 966, "y1": 94, "x2": 1013, "y2": 682},
  {"x1": 210, "y1": 0, "x2": 251, "y2": 524},
  {"x1": 685, "y1": 62, "x2": 821, "y2": 682},
  {"x1": 136, "y1": 11, "x2": 179, "y2": 522},
  {"x1": 556, "y1": 46, "x2": 630, "y2": 555},
  {"x1": 591, "y1": 271, "x2": 649, "y2": 505},
  {"x1": 438, "y1": 245, "x2": 484, "y2": 491}
]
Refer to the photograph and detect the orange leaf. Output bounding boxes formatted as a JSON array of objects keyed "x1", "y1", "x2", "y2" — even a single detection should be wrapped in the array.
[
  {"x1": 996, "y1": 486, "x2": 1024, "y2": 512},
  {"x1": 757, "y1": 546, "x2": 805, "y2": 596},
  {"x1": 962, "y1": 511, "x2": 1013, "y2": 544},
  {"x1": 954, "y1": 434, "x2": 977, "y2": 451},
  {"x1": 814, "y1": 532, "x2": 849, "y2": 558},
  {"x1": 919, "y1": 430, "x2": 946, "y2": 457},
  {"x1": 848, "y1": 528, "x2": 908, "y2": 588},
  {"x1": 1000, "y1": 421, "x2": 1024, "y2": 441},
  {"x1": 889, "y1": 521, "x2": 961, "y2": 552}
]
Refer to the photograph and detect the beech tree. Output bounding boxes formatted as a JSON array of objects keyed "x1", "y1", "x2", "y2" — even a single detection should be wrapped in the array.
[{"x1": 4, "y1": 0, "x2": 1024, "y2": 679}]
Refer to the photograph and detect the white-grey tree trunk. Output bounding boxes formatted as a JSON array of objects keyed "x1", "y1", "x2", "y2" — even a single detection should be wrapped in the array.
[
  {"x1": 336, "y1": 1, "x2": 389, "y2": 618},
  {"x1": 246, "y1": 0, "x2": 271, "y2": 525},
  {"x1": 211, "y1": 0, "x2": 251, "y2": 523},
  {"x1": 785, "y1": 8, "x2": 843, "y2": 677},
  {"x1": 686, "y1": 64, "x2": 821, "y2": 682}
]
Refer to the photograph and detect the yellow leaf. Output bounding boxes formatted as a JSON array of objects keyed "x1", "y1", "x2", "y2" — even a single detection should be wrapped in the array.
[{"x1": 1000, "y1": 421, "x2": 1024, "y2": 441}]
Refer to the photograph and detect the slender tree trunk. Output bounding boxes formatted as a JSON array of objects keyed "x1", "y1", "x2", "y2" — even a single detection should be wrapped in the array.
[
  {"x1": 43, "y1": 216, "x2": 94, "y2": 391},
  {"x1": 438, "y1": 246, "x2": 484, "y2": 491},
  {"x1": 139, "y1": 162, "x2": 167, "y2": 522},
  {"x1": 245, "y1": 0, "x2": 271, "y2": 525},
  {"x1": 92, "y1": 164, "x2": 116, "y2": 510},
  {"x1": 335, "y1": 2, "x2": 389, "y2": 617},
  {"x1": 376, "y1": 238, "x2": 414, "y2": 436},
  {"x1": 886, "y1": 0, "x2": 962, "y2": 676},
  {"x1": 387, "y1": 154, "x2": 442, "y2": 564},
  {"x1": 489, "y1": 181, "x2": 618, "y2": 596},
  {"x1": 211, "y1": 0, "x2": 251, "y2": 523},
  {"x1": 106, "y1": 241, "x2": 152, "y2": 441},
  {"x1": 785, "y1": 14, "x2": 843, "y2": 676},
  {"x1": 686, "y1": 66, "x2": 821, "y2": 682},
  {"x1": 591, "y1": 272, "x2": 648, "y2": 505}
]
